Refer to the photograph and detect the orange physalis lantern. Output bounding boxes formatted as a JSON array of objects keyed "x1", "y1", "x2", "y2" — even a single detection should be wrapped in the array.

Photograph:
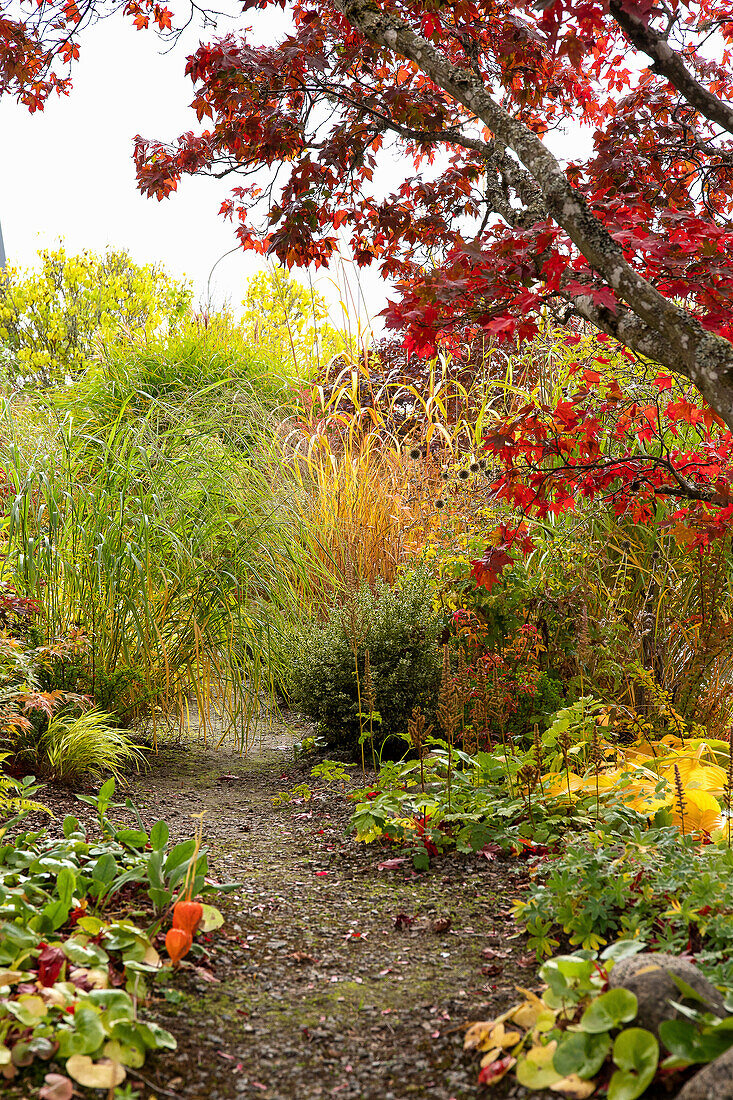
[
  {"x1": 173, "y1": 899, "x2": 203, "y2": 936},
  {"x1": 165, "y1": 927, "x2": 192, "y2": 967}
]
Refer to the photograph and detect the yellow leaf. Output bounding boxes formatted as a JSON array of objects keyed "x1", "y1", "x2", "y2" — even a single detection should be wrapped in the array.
[
  {"x1": 511, "y1": 1002, "x2": 541, "y2": 1029},
  {"x1": 551, "y1": 1074, "x2": 596, "y2": 1098},
  {"x1": 65, "y1": 1056, "x2": 126, "y2": 1089},
  {"x1": 480, "y1": 1047, "x2": 502, "y2": 1067},
  {"x1": 542, "y1": 772, "x2": 584, "y2": 796},
  {"x1": 674, "y1": 788, "x2": 723, "y2": 833},
  {"x1": 464, "y1": 1015, "x2": 509, "y2": 1051}
]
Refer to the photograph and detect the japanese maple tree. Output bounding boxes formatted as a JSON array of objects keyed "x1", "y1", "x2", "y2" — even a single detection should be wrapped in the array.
[{"x1": 132, "y1": 0, "x2": 733, "y2": 421}]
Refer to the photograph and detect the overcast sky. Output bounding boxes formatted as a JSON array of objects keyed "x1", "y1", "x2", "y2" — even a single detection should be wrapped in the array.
[{"x1": 0, "y1": 14, "x2": 389, "y2": 331}]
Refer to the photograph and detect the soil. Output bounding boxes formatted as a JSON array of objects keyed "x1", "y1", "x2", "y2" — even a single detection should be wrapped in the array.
[{"x1": 12, "y1": 713, "x2": 551, "y2": 1100}]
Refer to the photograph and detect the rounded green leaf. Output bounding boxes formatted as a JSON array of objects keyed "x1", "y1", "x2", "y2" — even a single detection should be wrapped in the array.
[
  {"x1": 516, "y1": 1042, "x2": 563, "y2": 1089},
  {"x1": 71, "y1": 1005, "x2": 106, "y2": 1055},
  {"x1": 150, "y1": 821, "x2": 169, "y2": 849},
  {"x1": 608, "y1": 1028, "x2": 659, "y2": 1100},
  {"x1": 102, "y1": 1039, "x2": 145, "y2": 1068},
  {"x1": 554, "y1": 1030, "x2": 611, "y2": 1079},
  {"x1": 580, "y1": 989, "x2": 638, "y2": 1034},
  {"x1": 137, "y1": 1020, "x2": 177, "y2": 1051}
]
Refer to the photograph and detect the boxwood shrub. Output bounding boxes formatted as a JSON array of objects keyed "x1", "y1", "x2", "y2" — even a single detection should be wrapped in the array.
[{"x1": 289, "y1": 570, "x2": 445, "y2": 755}]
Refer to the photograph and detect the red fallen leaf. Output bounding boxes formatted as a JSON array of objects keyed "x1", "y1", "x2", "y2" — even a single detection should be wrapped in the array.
[
  {"x1": 517, "y1": 954, "x2": 537, "y2": 967},
  {"x1": 394, "y1": 913, "x2": 416, "y2": 929},
  {"x1": 481, "y1": 948, "x2": 510, "y2": 959},
  {"x1": 478, "y1": 1055, "x2": 515, "y2": 1085},
  {"x1": 378, "y1": 857, "x2": 407, "y2": 870},
  {"x1": 314, "y1": 870, "x2": 329, "y2": 876},
  {"x1": 37, "y1": 943, "x2": 66, "y2": 987},
  {"x1": 479, "y1": 844, "x2": 501, "y2": 861},
  {"x1": 193, "y1": 966, "x2": 221, "y2": 983}
]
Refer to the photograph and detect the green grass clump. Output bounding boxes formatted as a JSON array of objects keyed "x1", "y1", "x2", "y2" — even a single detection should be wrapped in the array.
[{"x1": 35, "y1": 707, "x2": 146, "y2": 783}]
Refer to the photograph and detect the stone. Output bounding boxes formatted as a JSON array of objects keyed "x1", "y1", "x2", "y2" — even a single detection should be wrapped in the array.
[
  {"x1": 676, "y1": 1046, "x2": 733, "y2": 1100},
  {"x1": 608, "y1": 952, "x2": 725, "y2": 1037}
]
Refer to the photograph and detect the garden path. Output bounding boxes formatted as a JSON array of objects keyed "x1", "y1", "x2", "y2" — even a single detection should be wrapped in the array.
[{"x1": 42, "y1": 714, "x2": 542, "y2": 1100}]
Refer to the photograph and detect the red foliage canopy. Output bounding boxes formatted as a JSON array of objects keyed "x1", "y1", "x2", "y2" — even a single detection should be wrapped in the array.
[{"x1": 129, "y1": 0, "x2": 733, "y2": 422}]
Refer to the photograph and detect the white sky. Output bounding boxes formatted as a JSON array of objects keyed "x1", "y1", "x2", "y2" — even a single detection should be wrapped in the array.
[{"x1": 0, "y1": 14, "x2": 388, "y2": 331}]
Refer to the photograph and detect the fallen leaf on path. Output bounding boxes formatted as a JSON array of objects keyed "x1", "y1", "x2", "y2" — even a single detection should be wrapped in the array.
[
  {"x1": 193, "y1": 966, "x2": 220, "y2": 983},
  {"x1": 478, "y1": 1056, "x2": 515, "y2": 1085},
  {"x1": 378, "y1": 858, "x2": 407, "y2": 870}
]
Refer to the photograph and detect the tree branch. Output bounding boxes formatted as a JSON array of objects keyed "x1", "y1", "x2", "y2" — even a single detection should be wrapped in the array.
[
  {"x1": 609, "y1": 0, "x2": 733, "y2": 138},
  {"x1": 334, "y1": 0, "x2": 733, "y2": 430}
]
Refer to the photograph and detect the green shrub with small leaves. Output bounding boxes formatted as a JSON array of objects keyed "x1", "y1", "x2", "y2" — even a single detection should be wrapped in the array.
[
  {"x1": 288, "y1": 570, "x2": 445, "y2": 754},
  {"x1": 515, "y1": 824, "x2": 733, "y2": 987}
]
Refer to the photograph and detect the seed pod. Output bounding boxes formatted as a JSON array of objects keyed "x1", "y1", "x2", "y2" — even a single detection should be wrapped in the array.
[
  {"x1": 173, "y1": 899, "x2": 204, "y2": 936},
  {"x1": 165, "y1": 927, "x2": 192, "y2": 967}
]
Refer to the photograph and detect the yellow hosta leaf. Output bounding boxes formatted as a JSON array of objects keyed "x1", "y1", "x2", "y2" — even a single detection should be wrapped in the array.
[
  {"x1": 659, "y1": 734, "x2": 684, "y2": 749},
  {"x1": 660, "y1": 761, "x2": 727, "y2": 793},
  {"x1": 623, "y1": 792, "x2": 671, "y2": 814},
  {"x1": 542, "y1": 772, "x2": 584, "y2": 796},
  {"x1": 674, "y1": 788, "x2": 723, "y2": 834}
]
